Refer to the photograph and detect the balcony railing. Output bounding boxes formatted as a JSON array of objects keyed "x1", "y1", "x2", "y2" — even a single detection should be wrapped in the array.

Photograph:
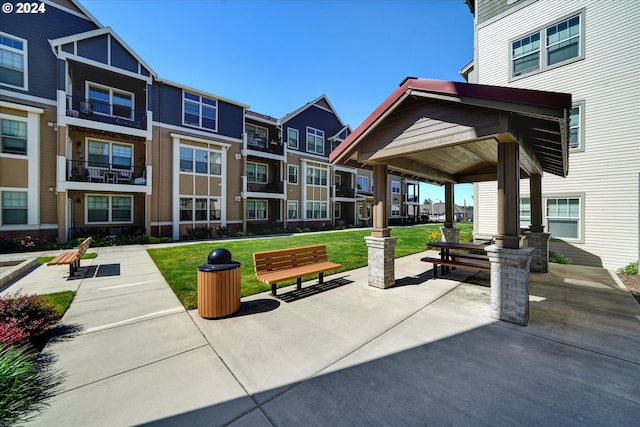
[
  {"x1": 246, "y1": 138, "x2": 285, "y2": 156},
  {"x1": 335, "y1": 185, "x2": 356, "y2": 198},
  {"x1": 67, "y1": 159, "x2": 146, "y2": 185},
  {"x1": 247, "y1": 180, "x2": 284, "y2": 194},
  {"x1": 66, "y1": 96, "x2": 147, "y2": 130}
]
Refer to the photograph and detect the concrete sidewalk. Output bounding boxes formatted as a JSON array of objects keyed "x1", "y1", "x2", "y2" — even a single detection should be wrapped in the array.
[{"x1": 3, "y1": 244, "x2": 640, "y2": 426}]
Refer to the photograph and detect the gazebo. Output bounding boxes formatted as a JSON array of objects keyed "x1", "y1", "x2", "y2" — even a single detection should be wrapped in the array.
[{"x1": 330, "y1": 78, "x2": 571, "y2": 325}]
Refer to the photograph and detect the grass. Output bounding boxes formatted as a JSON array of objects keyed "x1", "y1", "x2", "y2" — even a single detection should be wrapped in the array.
[
  {"x1": 36, "y1": 252, "x2": 97, "y2": 264},
  {"x1": 39, "y1": 291, "x2": 76, "y2": 317},
  {"x1": 0, "y1": 345, "x2": 61, "y2": 426},
  {"x1": 148, "y1": 223, "x2": 474, "y2": 310}
]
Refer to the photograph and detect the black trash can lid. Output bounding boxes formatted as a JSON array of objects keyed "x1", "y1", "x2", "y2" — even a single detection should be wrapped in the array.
[{"x1": 198, "y1": 248, "x2": 240, "y2": 271}]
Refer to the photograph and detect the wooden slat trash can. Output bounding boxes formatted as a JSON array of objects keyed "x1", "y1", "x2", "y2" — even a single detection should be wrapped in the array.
[{"x1": 197, "y1": 248, "x2": 241, "y2": 319}]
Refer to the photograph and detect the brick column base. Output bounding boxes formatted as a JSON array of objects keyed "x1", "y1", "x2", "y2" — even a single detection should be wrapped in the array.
[
  {"x1": 485, "y1": 245, "x2": 534, "y2": 326},
  {"x1": 364, "y1": 236, "x2": 397, "y2": 289},
  {"x1": 440, "y1": 227, "x2": 460, "y2": 243},
  {"x1": 524, "y1": 231, "x2": 551, "y2": 273}
]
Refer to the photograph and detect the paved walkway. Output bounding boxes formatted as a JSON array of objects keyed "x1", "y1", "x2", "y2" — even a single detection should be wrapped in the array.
[{"x1": 2, "y1": 244, "x2": 640, "y2": 426}]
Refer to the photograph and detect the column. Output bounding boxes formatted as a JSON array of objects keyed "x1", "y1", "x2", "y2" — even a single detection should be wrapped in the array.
[
  {"x1": 494, "y1": 141, "x2": 522, "y2": 249},
  {"x1": 441, "y1": 182, "x2": 458, "y2": 242},
  {"x1": 365, "y1": 163, "x2": 396, "y2": 288},
  {"x1": 525, "y1": 174, "x2": 550, "y2": 272}
]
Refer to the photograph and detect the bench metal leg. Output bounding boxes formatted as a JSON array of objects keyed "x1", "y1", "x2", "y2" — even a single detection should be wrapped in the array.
[
  {"x1": 433, "y1": 265, "x2": 439, "y2": 279},
  {"x1": 296, "y1": 278, "x2": 302, "y2": 291},
  {"x1": 271, "y1": 283, "x2": 277, "y2": 296},
  {"x1": 319, "y1": 272, "x2": 324, "y2": 284}
]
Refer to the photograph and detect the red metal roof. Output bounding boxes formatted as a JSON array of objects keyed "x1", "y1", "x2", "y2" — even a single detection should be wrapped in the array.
[{"x1": 329, "y1": 77, "x2": 571, "y2": 165}]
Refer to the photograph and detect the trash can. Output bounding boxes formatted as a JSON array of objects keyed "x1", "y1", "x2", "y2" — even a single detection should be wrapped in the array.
[{"x1": 197, "y1": 248, "x2": 241, "y2": 319}]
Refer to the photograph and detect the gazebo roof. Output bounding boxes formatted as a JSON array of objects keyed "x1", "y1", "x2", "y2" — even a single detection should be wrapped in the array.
[{"x1": 330, "y1": 78, "x2": 572, "y2": 184}]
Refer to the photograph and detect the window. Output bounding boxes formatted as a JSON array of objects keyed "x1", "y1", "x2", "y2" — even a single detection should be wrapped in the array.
[
  {"x1": 87, "y1": 195, "x2": 132, "y2": 223},
  {"x1": 287, "y1": 128, "x2": 299, "y2": 149},
  {"x1": 246, "y1": 124, "x2": 268, "y2": 148},
  {"x1": 511, "y1": 13, "x2": 582, "y2": 78},
  {"x1": 183, "y1": 92, "x2": 217, "y2": 131},
  {"x1": 1, "y1": 118, "x2": 27, "y2": 155},
  {"x1": 180, "y1": 197, "x2": 221, "y2": 222},
  {"x1": 180, "y1": 147, "x2": 221, "y2": 175},
  {"x1": 87, "y1": 83, "x2": 134, "y2": 120},
  {"x1": 569, "y1": 104, "x2": 583, "y2": 151},
  {"x1": 88, "y1": 140, "x2": 132, "y2": 169},
  {"x1": 546, "y1": 15, "x2": 581, "y2": 67},
  {"x1": 247, "y1": 162, "x2": 267, "y2": 183},
  {"x1": 334, "y1": 174, "x2": 342, "y2": 186},
  {"x1": 247, "y1": 200, "x2": 267, "y2": 220},
  {"x1": 520, "y1": 198, "x2": 531, "y2": 228},
  {"x1": 306, "y1": 201, "x2": 328, "y2": 219},
  {"x1": 1, "y1": 191, "x2": 27, "y2": 224},
  {"x1": 306, "y1": 166, "x2": 328, "y2": 186},
  {"x1": 180, "y1": 198, "x2": 192, "y2": 221},
  {"x1": 391, "y1": 181, "x2": 401, "y2": 194},
  {"x1": 334, "y1": 202, "x2": 341, "y2": 219},
  {"x1": 180, "y1": 147, "x2": 193, "y2": 172},
  {"x1": 391, "y1": 204, "x2": 400, "y2": 216},
  {"x1": 0, "y1": 32, "x2": 27, "y2": 89},
  {"x1": 288, "y1": 164, "x2": 298, "y2": 184},
  {"x1": 546, "y1": 197, "x2": 580, "y2": 239},
  {"x1": 356, "y1": 175, "x2": 369, "y2": 192},
  {"x1": 306, "y1": 127, "x2": 324, "y2": 155},
  {"x1": 287, "y1": 201, "x2": 298, "y2": 219}
]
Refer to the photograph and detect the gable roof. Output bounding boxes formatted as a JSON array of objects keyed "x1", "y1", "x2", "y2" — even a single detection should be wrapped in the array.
[
  {"x1": 330, "y1": 77, "x2": 571, "y2": 183},
  {"x1": 280, "y1": 94, "x2": 346, "y2": 128},
  {"x1": 49, "y1": 26, "x2": 157, "y2": 78}
]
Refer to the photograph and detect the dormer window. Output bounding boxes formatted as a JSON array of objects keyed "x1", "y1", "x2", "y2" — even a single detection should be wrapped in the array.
[{"x1": 183, "y1": 92, "x2": 217, "y2": 131}]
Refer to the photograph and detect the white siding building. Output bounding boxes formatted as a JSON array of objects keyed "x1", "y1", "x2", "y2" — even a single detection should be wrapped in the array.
[{"x1": 467, "y1": 0, "x2": 640, "y2": 270}]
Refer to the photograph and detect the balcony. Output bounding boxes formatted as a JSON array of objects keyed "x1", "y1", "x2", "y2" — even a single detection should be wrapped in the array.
[
  {"x1": 246, "y1": 137, "x2": 285, "y2": 156},
  {"x1": 66, "y1": 95, "x2": 147, "y2": 130},
  {"x1": 67, "y1": 159, "x2": 147, "y2": 185},
  {"x1": 247, "y1": 180, "x2": 284, "y2": 194},
  {"x1": 406, "y1": 195, "x2": 419, "y2": 203},
  {"x1": 335, "y1": 185, "x2": 356, "y2": 198}
]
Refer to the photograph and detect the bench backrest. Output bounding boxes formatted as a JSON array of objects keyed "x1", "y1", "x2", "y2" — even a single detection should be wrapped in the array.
[
  {"x1": 253, "y1": 245, "x2": 329, "y2": 274},
  {"x1": 78, "y1": 236, "x2": 93, "y2": 255}
]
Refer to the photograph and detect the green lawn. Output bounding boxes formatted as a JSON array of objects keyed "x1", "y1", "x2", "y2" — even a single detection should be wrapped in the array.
[{"x1": 148, "y1": 223, "x2": 473, "y2": 310}]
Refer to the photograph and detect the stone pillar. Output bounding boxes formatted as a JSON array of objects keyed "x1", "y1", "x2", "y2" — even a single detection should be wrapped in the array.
[
  {"x1": 524, "y1": 232, "x2": 551, "y2": 273},
  {"x1": 364, "y1": 236, "x2": 397, "y2": 289},
  {"x1": 440, "y1": 227, "x2": 460, "y2": 243},
  {"x1": 485, "y1": 245, "x2": 534, "y2": 326}
]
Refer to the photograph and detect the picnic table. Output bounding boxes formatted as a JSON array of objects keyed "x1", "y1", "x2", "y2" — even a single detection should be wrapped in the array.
[{"x1": 422, "y1": 241, "x2": 490, "y2": 278}]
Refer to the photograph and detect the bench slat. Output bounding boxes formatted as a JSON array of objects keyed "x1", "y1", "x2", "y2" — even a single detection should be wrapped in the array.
[
  {"x1": 255, "y1": 262, "x2": 342, "y2": 284},
  {"x1": 47, "y1": 236, "x2": 93, "y2": 276},
  {"x1": 253, "y1": 244, "x2": 340, "y2": 296}
]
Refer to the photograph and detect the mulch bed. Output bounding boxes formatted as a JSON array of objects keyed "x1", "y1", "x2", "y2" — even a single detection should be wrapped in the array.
[{"x1": 618, "y1": 274, "x2": 640, "y2": 304}]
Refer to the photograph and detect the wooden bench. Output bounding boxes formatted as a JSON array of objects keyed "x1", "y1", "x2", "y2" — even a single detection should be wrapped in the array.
[
  {"x1": 253, "y1": 244, "x2": 342, "y2": 296},
  {"x1": 420, "y1": 256, "x2": 490, "y2": 279},
  {"x1": 47, "y1": 236, "x2": 93, "y2": 276}
]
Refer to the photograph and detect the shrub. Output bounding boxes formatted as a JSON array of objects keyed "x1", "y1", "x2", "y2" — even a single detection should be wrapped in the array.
[
  {"x1": 184, "y1": 226, "x2": 213, "y2": 240},
  {"x1": 549, "y1": 250, "x2": 572, "y2": 264},
  {"x1": 618, "y1": 261, "x2": 638, "y2": 275},
  {"x1": 0, "y1": 345, "x2": 60, "y2": 426},
  {"x1": 215, "y1": 226, "x2": 229, "y2": 238},
  {"x1": 234, "y1": 231, "x2": 245, "y2": 237},
  {"x1": 425, "y1": 229, "x2": 441, "y2": 243},
  {"x1": 0, "y1": 293, "x2": 59, "y2": 348}
]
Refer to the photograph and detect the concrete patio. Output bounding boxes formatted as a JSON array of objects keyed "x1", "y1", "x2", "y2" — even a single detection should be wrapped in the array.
[{"x1": 2, "y1": 243, "x2": 639, "y2": 426}]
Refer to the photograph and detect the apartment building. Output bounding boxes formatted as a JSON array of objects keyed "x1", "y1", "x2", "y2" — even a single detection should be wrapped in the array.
[
  {"x1": 0, "y1": 0, "x2": 422, "y2": 244},
  {"x1": 465, "y1": 0, "x2": 639, "y2": 269}
]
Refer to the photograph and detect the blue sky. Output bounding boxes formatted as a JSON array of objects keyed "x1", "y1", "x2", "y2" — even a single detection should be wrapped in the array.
[{"x1": 79, "y1": 0, "x2": 475, "y2": 205}]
